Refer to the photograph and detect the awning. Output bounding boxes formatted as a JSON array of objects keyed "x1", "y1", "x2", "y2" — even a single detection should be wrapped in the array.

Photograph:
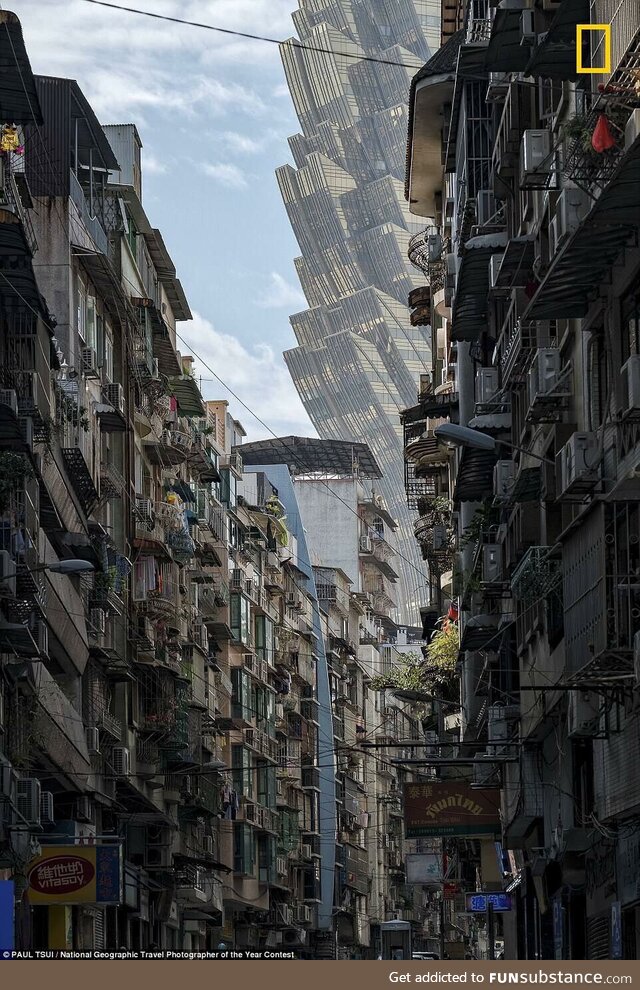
[
  {"x1": 451, "y1": 233, "x2": 508, "y2": 342},
  {"x1": 169, "y1": 374, "x2": 206, "y2": 418},
  {"x1": 0, "y1": 210, "x2": 48, "y2": 315},
  {"x1": 493, "y1": 236, "x2": 535, "y2": 289},
  {"x1": 75, "y1": 249, "x2": 136, "y2": 328},
  {"x1": 526, "y1": 136, "x2": 640, "y2": 320},
  {"x1": 453, "y1": 446, "x2": 497, "y2": 502},
  {"x1": 169, "y1": 480, "x2": 197, "y2": 503},
  {"x1": 401, "y1": 391, "x2": 459, "y2": 424},
  {"x1": 460, "y1": 614, "x2": 499, "y2": 652},
  {"x1": 0, "y1": 12, "x2": 44, "y2": 124},
  {"x1": 468, "y1": 412, "x2": 512, "y2": 432},
  {"x1": 484, "y1": 1, "x2": 532, "y2": 73},
  {"x1": 524, "y1": 0, "x2": 590, "y2": 81}
]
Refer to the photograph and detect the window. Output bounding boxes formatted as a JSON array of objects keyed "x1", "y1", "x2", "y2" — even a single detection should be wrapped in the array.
[
  {"x1": 257, "y1": 835, "x2": 276, "y2": 884},
  {"x1": 257, "y1": 761, "x2": 276, "y2": 808},
  {"x1": 76, "y1": 274, "x2": 87, "y2": 341},
  {"x1": 233, "y1": 823, "x2": 254, "y2": 876},
  {"x1": 231, "y1": 668, "x2": 252, "y2": 723},
  {"x1": 254, "y1": 615, "x2": 274, "y2": 664},
  {"x1": 104, "y1": 323, "x2": 114, "y2": 383},
  {"x1": 230, "y1": 593, "x2": 250, "y2": 644},
  {"x1": 86, "y1": 294, "x2": 97, "y2": 350},
  {"x1": 232, "y1": 743, "x2": 253, "y2": 799}
]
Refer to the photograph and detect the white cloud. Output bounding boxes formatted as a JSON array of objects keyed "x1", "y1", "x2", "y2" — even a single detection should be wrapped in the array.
[
  {"x1": 177, "y1": 312, "x2": 314, "y2": 441},
  {"x1": 199, "y1": 161, "x2": 248, "y2": 188},
  {"x1": 142, "y1": 150, "x2": 167, "y2": 175},
  {"x1": 258, "y1": 272, "x2": 306, "y2": 309},
  {"x1": 220, "y1": 131, "x2": 263, "y2": 154}
]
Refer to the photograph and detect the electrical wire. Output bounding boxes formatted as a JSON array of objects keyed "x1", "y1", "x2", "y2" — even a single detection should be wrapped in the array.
[{"x1": 77, "y1": 0, "x2": 425, "y2": 70}]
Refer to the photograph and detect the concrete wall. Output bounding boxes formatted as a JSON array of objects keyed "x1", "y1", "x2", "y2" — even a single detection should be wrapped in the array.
[{"x1": 294, "y1": 477, "x2": 359, "y2": 586}]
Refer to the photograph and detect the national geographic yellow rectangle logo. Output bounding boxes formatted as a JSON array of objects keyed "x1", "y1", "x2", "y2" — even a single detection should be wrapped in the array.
[{"x1": 576, "y1": 24, "x2": 611, "y2": 74}]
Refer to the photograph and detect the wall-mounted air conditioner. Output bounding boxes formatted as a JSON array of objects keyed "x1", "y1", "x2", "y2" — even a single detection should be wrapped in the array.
[
  {"x1": 359, "y1": 536, "x2": 372, "y2": 554},
  {"x1": 301, "y1": 843, "x2": 312, "y2": 860},
  {"x1": 567, "y1": 691, "x2": 600, "y2": 738},
  {"x1": 476, "y1": 368, "x2": 500, "y2": 403},
  {"x1": 16, "y1": 778, "x2": 41, "y2": 826},
  {"x1": 81, "y1": 347, "x2": 100, "y2": 379},
  {"x1": 482, "y1": 544, "x2": 502, "y2": 584},
  {"x1": 105, "y1": 382, "x2": 125, "y2": 414},
  {"x1": 111, "y1": 746, "x2": 130, "y2": 777},
  {"x1": 520, "y1": 130, "x2": 552, "y2": 188},
  {"x1": 86, "y1": 726, "x2": 100, "y2": 755},
  {"x1": 432, "y1": 524, "x2": 448, "y2": 551},
  {"x1": 621, "y1": 355, "x2": 640, "y2": 416},
  {"x1": 40, "y1": 791, "x2": 55, "y2": 825},
  {"x1": 520, "y1": 9, "x2": 536, "y2": 44},
  {"x1": 528, "y1": 348, "x2": 561, "y2": 404},
  {"x1": 558, "y1": 432, "x2": 598, "y2": 498},
  {"x1": 427, "y1": 233, "x2": 443, "y2": 262},
  {"x1": 473, "y1": 753, "x2": 497, "y2": 787},
  {"x1": 494, "y1": 460, "x2": 515, "y2": 501},
  {"x1": 550, "y1": 187, "x2": 591, "y2": 257},
  {"x1": 75, "y1": 795, "x2": 94, "y2": 823}
]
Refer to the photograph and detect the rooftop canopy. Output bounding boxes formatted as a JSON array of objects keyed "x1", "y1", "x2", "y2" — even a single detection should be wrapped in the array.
[{"x1": 238, "y1": 436, "x2": 382, "y2": 479}]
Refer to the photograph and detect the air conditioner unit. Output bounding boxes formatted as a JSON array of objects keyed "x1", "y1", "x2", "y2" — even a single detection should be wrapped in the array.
[
  {"x1": 476, "y1": 368, "x2": 500, "y2": 403},
  {"x1": 0, "y1": 765, "x2": 17, "y2": 805},
  {"x1": 0, "y1": 550, "x2": 16, "y2": 597},
  {"x1": 105, "y1": 382, "x2": 125, "y2": 414},
  {"x1": 243, "y1": 801, "x2": 256, "y2": 822},
  {"x1": 81, "y1": 347, "x2": 100, "y2": 379},
  {"x1": 40, "y1": 790, "x2": 55, "y2": 825},
  {"x1": 624, "y1": 108, "x2": 640, "y2": 151},
  {"x1": 16, "y1": 778, "x2": 41, "y2": 826},
  {"x1": 476, "y1": 190, "x2": 496, "y2": 227},
  {"x1": 520, "y1": 130, "x2": 551, "y2": 188},
  {"x1": 245, "y1": 579, "x2": 253, "y2": 596},
  {"x1": 445, "y1": 252, "x2": 457, "y2": 288},
  {"x1": 558, "y1": 432, "x2": 599, "y2": 497},
  {"x1": 295, "y1": 904, "x2": 308, "y2": 924},
  {"x1": 359, "y1": 536, "x2": 372, "y2": 554},
  {"x1": 111, "y1": 746, "x2": 130, "y2": 777},
  {"x1": 621, "y1": 355, "x2": 640, "y2": 416},
  {"x1": 0, "y1": 389, "x2": 18, "y2": 417},
  {"x1": 494, "y1": 460, "x2": 515, "y2": 501},
  {"x1": 286, "y1": 591, "x2": 297, "y2": 607},
  {"x1": 567, "y1": 691, "x2": 600, "y2": 738},
  {"x1": 203, "y1": 835, "x2": 214, "y2": 855},
  {"x1": 301, "y1": 843, "x2": 312, "y2": 860},
  {"x1": 89, "y1": 608, "x2": 106, "y2": 636},
  {"x1": 75, "y1": 795, "x2": 94, "y2": 823},
  {"x1": 482, "y1": 544, "x2": 502, "y2": 584},
  {"x1": 528, "y1": 347, "x2": 561, "y2": 404},
  {"x1": 86, "y1": 726, "x2": 100, "y2": 754},
  {"x1": 432, "y1": 524, "x2": 448, "y2": 551},
  {"x1": 520, "y1": 9, "x2": 536, "y2": 44},
  {"x1": 554, "y1": 187, "x2": 591, "y2": 249},
  {"x1": 276, "y1": 855, "x2": 287, "y2": 875},
  {"x1": 135, "y1": 496, "x2": 154, "y2": 527},
  {"x1": 427, "y1": 233, "x2": 442, "y2": 262}
]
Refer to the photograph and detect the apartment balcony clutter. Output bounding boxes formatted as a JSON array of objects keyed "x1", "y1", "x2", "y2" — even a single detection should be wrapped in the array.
[{"x1": 400, "y1": 0, "x2": 640, "y2": 963}]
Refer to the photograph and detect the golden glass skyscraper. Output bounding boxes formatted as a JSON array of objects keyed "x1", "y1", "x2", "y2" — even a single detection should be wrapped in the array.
[{"x1": 277, "y1": 0, "x2": 440, "y2": 623}]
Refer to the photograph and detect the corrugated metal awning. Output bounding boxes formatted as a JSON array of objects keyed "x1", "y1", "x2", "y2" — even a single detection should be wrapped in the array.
[
  {"x1": 484, "y1": 3, "x2": 532, "y2": 74},
  {"x1": 451, "y1": 233, "x2": 507, "y2": 342},
  {"x1": 452, "y1": 445, "x2": 497, "y2": 501},
  {"x1": 0, "y1": 12, "x2": 44, "y2": 124},
  {"x1": 526, "y1": 136, "x2": 640, "y2": 320},
  {"x1": 524, "y1": 0, "x2": 590, "y2": 81}
]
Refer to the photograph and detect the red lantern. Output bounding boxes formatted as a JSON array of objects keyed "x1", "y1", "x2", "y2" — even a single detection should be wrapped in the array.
[{"x1": 591, "y1": 113, "x2": 617, "y2": 153}]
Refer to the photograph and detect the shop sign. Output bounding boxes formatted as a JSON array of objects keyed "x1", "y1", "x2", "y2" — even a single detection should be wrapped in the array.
[
  {"x1": 27, "y1": 845, "x2": 122, "y2": 905},
  {"x1": 405, "y1": 853, "x2": 442, "y2": 884},
  {"x1": 466, "y1": 892, "x2": 512, "y2": 912},
  {"x1": 404, "y1": 782, "x2": 500, "y2": 838}
]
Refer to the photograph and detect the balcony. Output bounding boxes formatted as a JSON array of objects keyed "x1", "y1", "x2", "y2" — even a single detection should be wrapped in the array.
[
  {"x1": 511, "y1": 546, "x2": 562, "y2": 606},
  {"x1": 244, "y1": 726, "x2": 278, "y2": 762},
  {"x1": 144, "y1": 429, "x2": 191, "y2": 466},
  {"x1": 69, "y1": 169, "x2": 108, "y2": 256},
  {"x1": 61, "y1": 429, "x2": 99, "y2": 516}
]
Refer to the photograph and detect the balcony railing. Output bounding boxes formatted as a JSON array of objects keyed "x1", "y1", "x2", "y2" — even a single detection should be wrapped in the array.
[
  {"x1": 69, "y1": 169, "x2": 109, "y2": 256},
  {"x1": 510, "y1": 546, "x2": 562, "y2": 605}
]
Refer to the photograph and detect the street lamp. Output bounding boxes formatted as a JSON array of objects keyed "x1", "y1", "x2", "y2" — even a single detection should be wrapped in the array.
[
  {"x1": 27, "y1": 560, "x2": 96, "y2": 576},
  {"x1": 433, "y1": 423, "x2": 554, "y2": 465}
]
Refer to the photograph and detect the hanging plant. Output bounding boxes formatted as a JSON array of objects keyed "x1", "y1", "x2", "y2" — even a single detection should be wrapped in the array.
[{"x1": 0, "y1": 452, "x2": 34, "y2": 514}]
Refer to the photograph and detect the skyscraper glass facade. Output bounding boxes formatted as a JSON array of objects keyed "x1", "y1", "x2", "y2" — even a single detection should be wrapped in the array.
[{"x1": 277, "y1": 0, "x2": 439, "y2": 623}]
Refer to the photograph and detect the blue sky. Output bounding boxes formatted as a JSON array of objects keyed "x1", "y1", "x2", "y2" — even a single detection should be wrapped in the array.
[{"x1": 13, "y1": 0, "x2": 314, "y2": 440}]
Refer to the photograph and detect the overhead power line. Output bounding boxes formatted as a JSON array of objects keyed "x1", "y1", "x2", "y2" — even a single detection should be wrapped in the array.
[{"x1": 78, "y1": 0, "x2": 424, "y2": 69}]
